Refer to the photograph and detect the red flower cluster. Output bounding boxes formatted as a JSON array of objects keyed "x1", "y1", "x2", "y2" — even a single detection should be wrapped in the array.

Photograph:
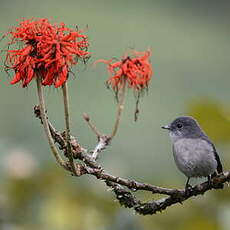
[
  {"x1": 5, "y1": 18, "x2": 89, "y2": 87},
  {"x1": 98, "y1": 50, "x2": 153, "y2": 92}
]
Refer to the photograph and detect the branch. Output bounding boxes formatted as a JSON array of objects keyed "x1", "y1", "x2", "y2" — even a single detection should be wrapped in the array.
[
  {"x1": 34, "y1": 106, "x2": 227, "y2": 215},
  {"x1": 35, "y1": 106, "x2": 180, "y2": 194},
  {"x1": 107, "y1": 173, "x2": 229, "y2": 215}
]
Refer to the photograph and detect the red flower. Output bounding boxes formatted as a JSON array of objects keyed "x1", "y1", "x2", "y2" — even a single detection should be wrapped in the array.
[
  {"x1": 5, "y1": 18, "x2": 89, "y2": 87},
  {"x1": 97, "y1": 50, "x2": 153, "y2": 92}
]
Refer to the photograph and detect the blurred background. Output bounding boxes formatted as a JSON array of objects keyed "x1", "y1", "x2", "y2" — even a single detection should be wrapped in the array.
[{"x1": 0, "y1": 0, "x2": 230, "y2": 229}]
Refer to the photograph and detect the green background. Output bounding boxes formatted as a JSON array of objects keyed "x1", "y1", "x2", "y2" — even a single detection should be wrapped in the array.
[{"x1": 0, "y1": 0, "x2": 230, "y2": 229}]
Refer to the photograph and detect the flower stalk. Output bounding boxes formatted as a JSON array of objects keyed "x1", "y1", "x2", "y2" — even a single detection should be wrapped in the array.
[
  {"x1": 111, "y1": 80, "x2": 126, "y2": 139},
  {"x1": 62, "y1": 82, "x2": 76, "y2": 174},
  {"x1": 36, "y1": 75, "x2": 66, "y2": 168}
]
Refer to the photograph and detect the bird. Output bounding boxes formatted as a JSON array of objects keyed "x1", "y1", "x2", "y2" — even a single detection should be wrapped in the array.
[{"x1": 162, "y1": 116, "x2": 223, "y2": 191}]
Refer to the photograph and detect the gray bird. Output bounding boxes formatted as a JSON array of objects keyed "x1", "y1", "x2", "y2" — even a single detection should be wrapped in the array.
[{"x1": 162, "y1": 116, "x2": 223, "y2": 190}]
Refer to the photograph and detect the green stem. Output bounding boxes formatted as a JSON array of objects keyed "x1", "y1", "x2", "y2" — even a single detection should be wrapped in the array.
[
  {"x1": 110, "y1": 83, "x2": 126, "y2": 139},
  {"x1": 36, "y1": 76, "x2": 66, "y2": 168},
  {"x1": 62, "y1": 82, "x2": 76, "y2": 174}
]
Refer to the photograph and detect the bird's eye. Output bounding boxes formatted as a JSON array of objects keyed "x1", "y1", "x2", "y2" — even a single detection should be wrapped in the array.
[{"x1": 176, "y1": 123, "x2": 183, "y2": 129}]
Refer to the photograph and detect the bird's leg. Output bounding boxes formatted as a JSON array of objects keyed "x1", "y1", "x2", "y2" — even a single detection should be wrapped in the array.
[
  {"x1": 185, "y1": 177, "x2": 192, "y2": 195},
  {"x1": 185, "y1": 177, "x2": 191, "y2": 189},
  {"x1": 207, "y1": 175, "x2": 212, "y2": 187}
]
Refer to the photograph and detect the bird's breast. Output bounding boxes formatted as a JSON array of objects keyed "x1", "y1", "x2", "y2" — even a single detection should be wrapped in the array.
[{"x1": 172, "y1": 138, "x2": 217, "y2": 177}]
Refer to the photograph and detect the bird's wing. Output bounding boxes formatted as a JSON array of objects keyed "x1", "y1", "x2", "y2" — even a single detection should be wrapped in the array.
[{"x1": 201, "y1": 136, "x2": 223, "y2": 173}]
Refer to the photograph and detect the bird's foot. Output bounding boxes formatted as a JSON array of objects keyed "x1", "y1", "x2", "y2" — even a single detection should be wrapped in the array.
[{"x1": 185, "y1": 184, "x2": 193, "y2": 196}]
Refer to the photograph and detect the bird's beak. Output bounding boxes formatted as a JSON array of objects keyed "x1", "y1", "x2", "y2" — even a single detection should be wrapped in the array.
[{"x1": 161, "y1": 125, "x2": 170, "y2": 130}]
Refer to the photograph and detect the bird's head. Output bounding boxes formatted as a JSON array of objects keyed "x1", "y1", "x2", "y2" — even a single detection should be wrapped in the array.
[{"x1": 162, "y1": 116, "x2": 203, "y2": 141}]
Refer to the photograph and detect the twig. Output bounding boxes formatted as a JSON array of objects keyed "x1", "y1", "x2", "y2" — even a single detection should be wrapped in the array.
[
  {"x1": 36, "y1": 76, "x2": 66, "y2": 169},
  {"x1": 83, "y1": 113, "x2": 102, "y2": 137},
  {"x1": 111, "y1": 83, "x2": 126, "y2": 139},
  {"x1": 91, "y1": 135, "x2": 111, "y2": 159},
  {"x1": 83, "y1": 113, "x2": 110, "y2": 159},
  {"x1": 62, "y1": 82, "x2": 76, "y2": 175}
]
